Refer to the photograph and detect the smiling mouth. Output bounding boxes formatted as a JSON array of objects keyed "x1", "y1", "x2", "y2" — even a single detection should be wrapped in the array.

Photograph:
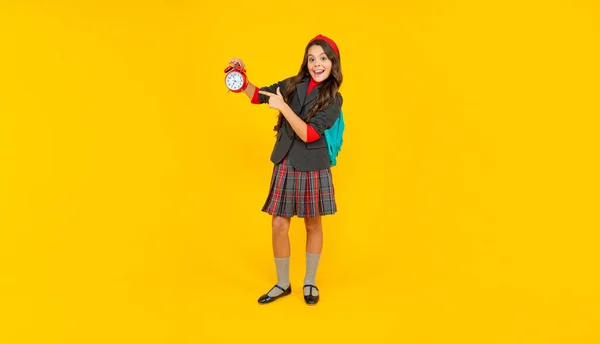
[{"x1": 313, "y1": 69, "x2": 325, "y2": 76}]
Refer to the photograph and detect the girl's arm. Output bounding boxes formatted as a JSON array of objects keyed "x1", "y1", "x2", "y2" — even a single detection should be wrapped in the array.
[
  {"x1": 279, "y1": 103, "x2": 308, "y2": 142},
  {"x1": 242, "y1": 82, "x2": 257, "y2": 100},
  {"x1": 259, "y1": 88, "x2": 309, "y2": 142},
  {"x1": 229, "y1": 58, "x2": 319, "y2": 142}
]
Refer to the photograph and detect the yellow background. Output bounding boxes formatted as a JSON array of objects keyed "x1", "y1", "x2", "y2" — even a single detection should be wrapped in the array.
[{"x1": 1, "y1": 1, "x2": 599, "y2": 343}]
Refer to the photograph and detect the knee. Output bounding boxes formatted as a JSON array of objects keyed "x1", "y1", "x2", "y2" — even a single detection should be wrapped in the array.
[
  {"x1": 272, "y1": 217, "x2": 290, "y2": 236},
  {"x1": 305, "y1": 219, "x2": 322, "y2": 234}
]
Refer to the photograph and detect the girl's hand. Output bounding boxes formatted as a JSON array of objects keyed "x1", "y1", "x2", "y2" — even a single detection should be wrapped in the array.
[
  {"x1": 258, "y1": 87, "x2": 287, "y2": 111},
  {"x1": 228, "y1": 58, "x2": 245, "y2": 68}
]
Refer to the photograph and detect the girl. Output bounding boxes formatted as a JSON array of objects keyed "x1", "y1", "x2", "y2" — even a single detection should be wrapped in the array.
[{"x1": 228, "y1": 34, "x2": 343, "y2": 305}]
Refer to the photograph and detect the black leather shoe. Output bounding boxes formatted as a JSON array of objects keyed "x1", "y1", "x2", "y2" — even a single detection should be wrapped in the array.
[
  {"x1": 303, "y1": 284, "x2": 319, "y2": 305},
  {"x1": 257, "y1": 284, "x2": 291, "y2": 304}
]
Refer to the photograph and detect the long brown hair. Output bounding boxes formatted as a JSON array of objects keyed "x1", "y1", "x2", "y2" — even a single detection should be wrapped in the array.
[{"x1": 274, "y1": 39, "x2": 343, "y2": 133}]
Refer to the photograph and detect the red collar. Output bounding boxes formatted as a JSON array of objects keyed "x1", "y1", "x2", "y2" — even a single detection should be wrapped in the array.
[{"x1": 307, "y1": 77, "x2": 322, "y2": 94}]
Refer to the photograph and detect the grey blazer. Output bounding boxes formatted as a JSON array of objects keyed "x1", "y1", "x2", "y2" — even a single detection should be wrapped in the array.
[{"x1": 257, "y1": 76, "x2": 343, "y2": 172}]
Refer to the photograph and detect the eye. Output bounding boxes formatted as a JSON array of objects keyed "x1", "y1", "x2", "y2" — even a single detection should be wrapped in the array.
[
  {"x1": 321, "y1": 57, "x2": 327, "y2": 61},
  {"x1": 308, "y1": 57, "x2": 314, "y2": 62}
]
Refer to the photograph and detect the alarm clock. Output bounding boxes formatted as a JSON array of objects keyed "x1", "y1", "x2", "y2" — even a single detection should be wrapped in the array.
[{"x1": 224, "y1": 64, "x2": 248, "y2": 93}]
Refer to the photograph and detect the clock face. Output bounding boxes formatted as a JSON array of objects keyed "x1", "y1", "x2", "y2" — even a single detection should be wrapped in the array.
[{"x1": 225, "y1": 71, "x2": 244, "y2": 90}]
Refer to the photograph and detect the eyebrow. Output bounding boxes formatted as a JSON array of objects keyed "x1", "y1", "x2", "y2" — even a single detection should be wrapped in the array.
[{"x1": 308, "y1": 53, "x2": 327, "y2": 57}]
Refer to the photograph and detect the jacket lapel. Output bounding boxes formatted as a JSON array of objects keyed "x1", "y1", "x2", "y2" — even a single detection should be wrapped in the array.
[
  {"x1": 304, "y1": 84, "x2": 319, "y2": 107},
  {"x1": 296, "y1": 76, "x2": 320, "y2": 118},
  {"x1": 296, "y1": 77, "x2": 309, "y2": 106}
]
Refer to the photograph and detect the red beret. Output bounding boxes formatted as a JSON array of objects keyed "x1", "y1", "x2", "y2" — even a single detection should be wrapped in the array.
[{"x1": 309, "y1": 34, "x2": 339, "y2": 56}]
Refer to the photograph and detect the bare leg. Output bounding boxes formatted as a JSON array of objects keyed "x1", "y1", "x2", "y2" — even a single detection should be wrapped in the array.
[
  {"x1": 272, "y1": 216, "x2": 291, "y2": 257},
  {"x1": 265, "y1": 216, "x2": 291, "y2": 298},
  {"x1": 305, "y1": 216, "x2": 323, "y2": 254}
]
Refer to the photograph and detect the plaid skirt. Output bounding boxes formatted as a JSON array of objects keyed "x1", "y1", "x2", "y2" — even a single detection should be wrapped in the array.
[{"x1": 262, "y1": 157, "x2": 336, "y2": 218}]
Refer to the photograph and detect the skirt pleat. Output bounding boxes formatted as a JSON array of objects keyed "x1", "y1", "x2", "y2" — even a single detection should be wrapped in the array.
[{"x1": 262, "y1": 157, "x2": 336, "y2": 218}]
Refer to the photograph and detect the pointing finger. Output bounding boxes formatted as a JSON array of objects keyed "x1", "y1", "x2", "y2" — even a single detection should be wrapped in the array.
[{"x1": 258, "y1": 91, "x2": 276, "y2": 97}]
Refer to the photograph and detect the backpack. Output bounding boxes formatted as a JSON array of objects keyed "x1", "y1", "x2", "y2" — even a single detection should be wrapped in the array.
[{"x1": 323, "y1": 109, "x2": 345, "y2": 167}]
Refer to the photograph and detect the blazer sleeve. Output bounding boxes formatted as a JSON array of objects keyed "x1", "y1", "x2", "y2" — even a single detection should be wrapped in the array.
[
  {"x1": 306, "y1": 93, "x2": 343, "y2": 136},
  {"x1": 256, "y1": 78, "x2": 290, "y2": 104}
]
